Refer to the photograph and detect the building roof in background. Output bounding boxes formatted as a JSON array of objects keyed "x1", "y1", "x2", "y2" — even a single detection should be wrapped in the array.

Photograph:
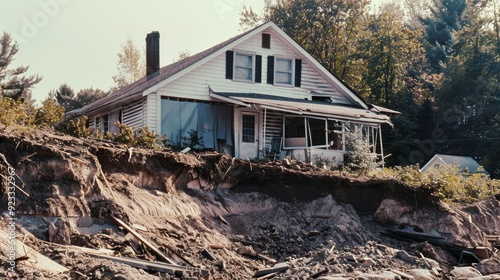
[{"x1": 421, "y1": 154, "x2": 489, "y2": 175}]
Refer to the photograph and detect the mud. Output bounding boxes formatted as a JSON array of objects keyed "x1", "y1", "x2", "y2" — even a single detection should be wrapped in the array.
[{"x1": 0, "y1": 126, "x2": 499, "y2": 279}]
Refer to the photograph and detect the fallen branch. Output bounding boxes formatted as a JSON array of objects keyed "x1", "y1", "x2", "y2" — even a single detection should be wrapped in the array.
[{"x1": 0, "y1": 152, "x2": 30, "y2": 198}]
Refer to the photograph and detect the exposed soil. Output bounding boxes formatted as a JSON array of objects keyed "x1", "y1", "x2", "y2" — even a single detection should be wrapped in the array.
[{"x1": 0, "y1": 126, "x2": 499, "y2": 279}]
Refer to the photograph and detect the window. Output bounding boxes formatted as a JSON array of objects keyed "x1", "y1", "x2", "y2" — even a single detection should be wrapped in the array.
[
  {"x1": 242, "y1": 114, "x2": 255, "y2": 143},
  {"x1": 274, "y1": 58, "x2": 294, "y2": 86},
  {"x1": 262, "y1": 33, "x2": 271, "y2": 49},
  {"x1": 234, "y1": 52, "x2": 254, "y2": 82},
  {"x1": 103, "y1": 114, "x2": 109, "y2": 132},
  {"x1": 284, "y1": 116, "x2": 307, "y2": 148}
]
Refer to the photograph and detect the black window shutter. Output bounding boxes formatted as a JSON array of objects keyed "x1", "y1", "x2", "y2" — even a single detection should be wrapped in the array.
[
  {"x1": 295, "y1": 59, "x2": 302, "y2": 87},
  {"x1": 255, "y1": 55, "x2": 262, "y2": 83},
  {"x1": 225, "y1": 51, "x2": 234, "y2": 79},
  {"x1": 267, "y1": 56, "x2": 274, "y2": 84}
]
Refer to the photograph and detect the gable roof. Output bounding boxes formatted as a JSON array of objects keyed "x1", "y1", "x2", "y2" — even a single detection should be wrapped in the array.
[
  {"x1": 421, "y1": 154, "x2": 489, "y2": 175},
  {"x1": 75, "y1": 21, "x2": 373, "y2": 116}
]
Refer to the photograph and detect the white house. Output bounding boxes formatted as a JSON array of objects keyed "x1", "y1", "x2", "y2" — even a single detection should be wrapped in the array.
[
  {"x1": 421, "y1": 154, "x2": 490, "y2": 176},
  {"x1": 75, "y1": 21, "x2": 396, "y2": 164}
]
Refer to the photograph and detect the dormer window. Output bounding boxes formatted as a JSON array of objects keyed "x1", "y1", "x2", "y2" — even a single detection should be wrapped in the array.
[
  {"x1": 274, "y1": 57, "x2": 294, "y2": 86},
  {"x1": 234, "y1": 52, "x2": 255, "y2": 82}
]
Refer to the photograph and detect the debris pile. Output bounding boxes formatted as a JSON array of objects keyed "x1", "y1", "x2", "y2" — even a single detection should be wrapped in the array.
[{"x1": 0, "y1": 126, "x2": 499, "y2": 279}]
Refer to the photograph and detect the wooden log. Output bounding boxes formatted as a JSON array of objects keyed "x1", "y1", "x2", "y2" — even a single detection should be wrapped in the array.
[
  {"x1": 310, "y1": 268, "x2": 329, "y2": 279},
  {"x1": 163, "y1": 242, "x2": 195, "y2": 267},
  {"x1": 87, "y1": 253, "x2": 208, "y2": 277},
  {"x1": 255, "y1": 272, "x2": 278, "y2": 279},
  {"x1": 253, "y1": 262, "x2": 289, "y2": 278},
  {"x1": 201, "y1": 248, "x2": 216, "y2": 261},
  {"x1": 256, "y1": 253, "x2": 277, "y2": 264},
  {"x1": 110, "y1": 215, "x2": 178, "y2": 265}
]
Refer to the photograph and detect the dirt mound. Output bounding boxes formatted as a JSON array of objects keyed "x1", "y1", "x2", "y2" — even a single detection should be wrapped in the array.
[{"x1": 0, "y1": 126, "x2": 499, "y2": 279}]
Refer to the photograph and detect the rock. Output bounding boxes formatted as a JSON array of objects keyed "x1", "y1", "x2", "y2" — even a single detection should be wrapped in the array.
[
  {"x1": 361, "y1": 257, "x2": 376, "y2": 267},
  {"x1": 396, "y1": 250, "x2": 416, "y2": 264},
  {"x1": 476, "y1": 258, "x2": 500, "y2": 275},
  {"x1": 354, "y1": 271, "x2": 391, "y2": 279},
  {"x1": 48, "y1": 222, "x2": 58, "y2": 242},
  {"x1": 408, "y1": 269, "x2": 436, "y2": 279},
  {"x1": 449, "y1": 266, "x2": 483, "y2": 278},
  {"x1": 236, "y1": 245, "x2": 256, "y2": 257},
  {"x1": 422, "y1": 256, "x2": 440, "y2": 269},
  {"x1": 51, "y1": 221, "x2": 74, "y2": 245},
  {"x1": 344, "y1": 254, "x2": 357, "y2": 263}
]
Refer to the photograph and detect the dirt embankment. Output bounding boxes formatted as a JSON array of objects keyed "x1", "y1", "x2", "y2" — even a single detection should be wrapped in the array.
[{"x1": 0, "y1": 126, "x2": 499, "y2": 279}]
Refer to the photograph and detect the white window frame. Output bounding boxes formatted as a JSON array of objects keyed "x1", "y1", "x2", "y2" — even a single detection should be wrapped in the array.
[
  {"x1": 233, "y1": 50, "x2": 256, "y2": 83},
  {"x1": 274, "y1": 57, "x2": 295, "y2": 86}
]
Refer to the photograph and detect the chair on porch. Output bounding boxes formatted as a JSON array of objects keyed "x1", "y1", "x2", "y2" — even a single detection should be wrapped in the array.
[{"x1": 267, "y1": 137, "x2": 282, "y2": 161}]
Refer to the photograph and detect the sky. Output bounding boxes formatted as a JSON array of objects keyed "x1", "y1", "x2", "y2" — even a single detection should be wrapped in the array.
[{"x1": 0, "y1": 0, "x2": 389, "y2": 104}]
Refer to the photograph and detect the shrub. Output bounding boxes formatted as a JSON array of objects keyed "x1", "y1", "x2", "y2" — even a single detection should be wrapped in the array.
[
  {"x1": 58, "y1": 115, "x2": 92, "y2": 138},
  {"x1": 373, "y1": 165, "x2": 497, "y2": 204},
  {"x1": 344, "y1": 125, "x2": 379, "y2": 175},
  {"x1": 0, "y1": 96, "x2": 34, "y2": 126},
  {"x1": 34, "y1": 97, "x2": 65, "y2": 127},
  {"x1": 112, "y1": 122, "x2": 167, "y2": 150}
]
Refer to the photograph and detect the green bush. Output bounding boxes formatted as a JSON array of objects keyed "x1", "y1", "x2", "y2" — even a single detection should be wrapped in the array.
[
  {"x1": 57, "y1": 115, "x2": 92, "y2": 138},
  {"x1": 373, "y1": 165, "x2": 498, "y2": 204},
  {"x1": 34, "y1": 97, "x2": 65, "y2": 127},
  {"x1": 112, "y1": 122, "x2": 166, "y2": 150},
  {"x1": 344, "y1": 125, "x2": 379, "y2": 175},
  {"x1": 0, "y1": 96, "x2": 34, "y2": 126}
]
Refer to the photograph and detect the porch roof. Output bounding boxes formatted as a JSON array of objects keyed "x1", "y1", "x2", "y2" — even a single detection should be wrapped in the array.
[{"x1": 209, "y1": 90, "x2": 393, "y2": 125}]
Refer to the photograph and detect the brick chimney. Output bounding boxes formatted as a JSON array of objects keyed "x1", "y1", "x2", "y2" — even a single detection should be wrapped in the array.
[{"x1": 145, "y1": 31, "x2": 160, "y2": 77}]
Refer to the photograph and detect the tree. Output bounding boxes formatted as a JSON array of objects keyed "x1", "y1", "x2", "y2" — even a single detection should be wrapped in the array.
[
  {"x1": 35, "y1": 96, "x2": 65, "y2": 127},
  {"x1": 433, "y1": 0, "x2": 500, "y2": 173},
  {"x1": 419, "y1": 0, "x2": 466, "y2": 73},
  {"x1": 112, "y1": 39, "x2": 145, "y2": 89},
  {"x1": 75, "y1": 87, "x2": 108, "y2": 108},
  {"x1": 54, "y1": 83, "x2": 78, "y2": 112},
  {"x1": 241, "y1": 0, "x2": 371, "y2": 92},
  {"x1": 0, "y1": 32, "x2": 42, "y2": 100},
  {"x1": 362, "y1": 4, "x2": 428, "y2": 106}
]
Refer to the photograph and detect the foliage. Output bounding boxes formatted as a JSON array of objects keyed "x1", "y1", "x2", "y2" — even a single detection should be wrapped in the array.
[
  {"x1": 344, "y1": 124, "x2": 379, "y2": 175},
  {"x1": 112, "y1": 39, "x2": 145, "y2": 89},
  {"x1": 54, "y1": 85, "x2": 108, "y2": 111},
  {"x1": 34, "y1": 96, "x2": 65, "y2": 127},
  {"x1": 372, "y1": 165, "x2": 499, "y2": 204},
  {"x1": 419, "y1": 0, "x2": 466, "y2": 72},
  {"x1": 181, "y1": 130, "x2": 204, "y2": 149},
  {"x1": 0, "y1": 32, "x2": 42, "y2": 100},
  {"x1": 57, "y1": 115, "x2": 92, "y2": 138},
  {"x1": 0, "y1": 96, "x2": 34, "y2": 126},
  {"x1": 256, "y1": 0, "x2": 372, "y2": 92},
  {"x1": 53, "y1": 83, "x2": 78, "y2": 112},
  {"x1": 75, "y1": 87, "x2": 108, "y2": 108},
  {"x1": 112, "y1": 122, "x2": 166, "y2": 150},
  {"x1": 362, "y1": 4, "x2": 428, "y2": 106}
]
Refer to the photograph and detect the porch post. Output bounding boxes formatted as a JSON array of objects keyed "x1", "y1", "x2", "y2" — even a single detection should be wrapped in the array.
[
  {"x1": 263, "y1": 107, "x2": 267, "y2": 156},
  {"x1": 378, "y1": 124, "x2": 385, "y2": 168}
]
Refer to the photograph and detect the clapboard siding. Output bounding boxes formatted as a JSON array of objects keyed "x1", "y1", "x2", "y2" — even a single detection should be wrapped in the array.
[
  {"x1": 156, "y1": 28, "x2": 350, "y2": 104},
  {"x1": 123, "y1": 98, "x2": 144, "y2": 128},
  {"x1": 145, "y1": 93, "x2": 158, "y2": 132}
]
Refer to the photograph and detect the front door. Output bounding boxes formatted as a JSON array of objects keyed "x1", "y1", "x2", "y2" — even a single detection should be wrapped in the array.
[{"x1": 240, "y1": 112, "x2": 259, "y2": 159}]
